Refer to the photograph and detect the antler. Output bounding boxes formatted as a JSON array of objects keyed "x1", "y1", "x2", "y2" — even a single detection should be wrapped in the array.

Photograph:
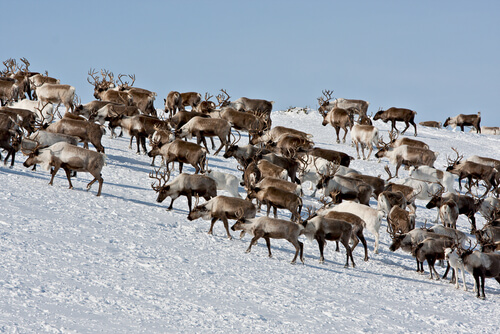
[
  {"x1": 427, "y1": 182, "x2": 445, "y2": 199},
  {"x1": 87, "y1": 68, "x2": 100, "y2": 86},
  {"x1": 318, "y1": 195, "x2": 335, "y2": 209},
  {"x1": 388, "y1": 130, "x2": 399, "y2": 143},
  {"x1": 317, "y1": 89, "x2": 334, "y2": 115},
  {"x1": 117, "y1": 73, "x2": 135, "y2": 89},
  {"x1": 127, "y1": 74, "x2": 135, "y2": 87},
  {"x1": 216, "y1": 89, "x2": 231, "y2": 107},
  {"x1": 230, "y1": 129, "x2": 241, "y2": 146},
  {"x1": 21, "y1": 139, "x2": 41, "y2": 156},
  {"x1": 149, "y1": 167, "x2": 171, "y2": 192},
  {"x1": 117, "y1": 74, "x2": 127, "y2": 86},
  {"x1": 384, "y1": 165, "x2": 396, "y2": 181},
  {"x1": 408, "y1": 185, "x2": 423, "y2": 203},
  {"x1": 303, "y1": 205, "x2": 317, "y2": 221},
  {"x1": 447, "y1": 147, "x2": 463, "y2": 167},
  {"x1": 204, "y1": 92, "x2": 213, "y2": 102},
  {"x1": 19, "y1": 57, "x2": 30, "y2": 73},
  {"x1": 3, "y1": 58, "x2": 18, "y2": 74},
  {"x1": 73, "y1": 94, "x2": 81, "y2": 108},
  {"x1": 321, "y1": 89, "x2": 334, "y2": 102},
  {"x1": 376, "y1": 135, "x2": 390, "y2": 149},
  {"x1": 33, "y1": 102, "x2": 54, "y2": 129}
]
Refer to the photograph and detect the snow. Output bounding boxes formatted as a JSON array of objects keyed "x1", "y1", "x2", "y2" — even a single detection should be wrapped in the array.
[{"x1": 1, "y1": 109, "x2": 499, "y2": 333}]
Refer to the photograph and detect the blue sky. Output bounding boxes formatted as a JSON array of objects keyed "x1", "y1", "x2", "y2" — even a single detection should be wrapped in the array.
[{"x1": 3, "y1": 0, "x2": 499, "y2": 127}]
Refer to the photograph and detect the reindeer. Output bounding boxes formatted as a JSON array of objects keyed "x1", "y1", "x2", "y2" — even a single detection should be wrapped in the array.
[
  {"x1": 219, "y1": 106, "x2": 268, "y2": 143},
  {"x1": 412, "y1": 237, "x2": 454, "y2": 280},
  {"x1": 179, "y1": 92, "x2": 202, "y2": 111},
  {"x1": 147, "y1": 139, "x2": 207, "y2": 174},
  {"x1": 373, "y1": 107, "x2": 417, "y2": 136},
  {"x1": 458, "y1": 242, "x2": 500, "y2": 299},
  {"x1": 387, "y1": 206, "x2": 415, "y2": 235},
  {"x1": 149, "y1": 167, "x2": 217, "y2": 213},
  {"x1": 33, "y1": 83, "x2": 76, "y2": 113},
  {"x1": 0, "y1": 128, "x2": 21, "y2": 167},
  {"x1": 302, "y1": 215, "x2": 355, "y2": 267},
  {"x1": 376, "y1": 138, "x2": 437, "y2": 179},
  {"x1": 73, "y1": 100, "x2": 118, "y2": 119},
  {"x1": 231, "y1": 216, "x2": 304, "y2": 264},
  {"x1": 425, "y1": 186, "x2": 483, "y2": 232},
  {"x1": 250, "y1": 126, "x2": 312, "y2": 147},
  {"x1": 164, "y1": 91, "x2": 182, "y2": 117},
  {"x1": 115, "y1": 74, "x2": 157, "y2": 116},
  {"x1": 246, "y1": 186, "x2": 302, "y2": 222},
  {"x1": 308, "y1": 204, "x2": 369, "y2": 262},
  {"x1": 419, "y1": 121, "x2": 442, "y2": 128},
  {"x1": 317, "y1": 90, "x2": 369, "y2": 119},
  {"x1": 88, "y1": 69, "x2": 133, "y2": 106},
  {"x1": 444, "y1": 112, "x2": 481, "y2": 133},
  {"x1": 108, "y1": 115, "x2": 164, "y2": 154},
  {"x1": 387, "y1": 131, "x2": 429, "y2": 150},
  {"x1": 187, "y1": 196, "x2": 256, "y2": 239},
  {"x1": 177, "y1": 116, "x2": 235, "y2": 155},
  {"x1": 350, "y1": 123, "x2": 379, "y2": 160},
  {"x1": 22, "y1": 142, "x2": 105, "y2": 196},
  {"x1": 318, "y1": 90, "x2": 354, "y2": 144},
  {"x1": 446, "y1": 147, "x2": 498, "y2": 195},
  {"x1": 46, "y1": 117, "x2": 105, "y2": 153},
  {"x1": 301, "y1": 147, "x2": 353, "y2": 167},
  {"x1": 258, "y1": 152, "x2": 301, "y2": 184},
  {"x1": 316, "y1": 164, "x2": 373, "y2": 206},
  {"x1": 196, "y1": 92, "x2": 217, "y2": 114},
  {"x1": 217, "y1": 89, "x2": 274, "y2": 117}
]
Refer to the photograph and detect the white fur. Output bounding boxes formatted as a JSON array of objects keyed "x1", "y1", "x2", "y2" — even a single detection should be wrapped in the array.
[
  {"x1": 298, "y1": 155, "x2": 359, "y2": 197},
  {"x1": 409, "y1": 166, "x2": 455, "y2": 193},
  {"x1": 205, "y1": 169, "x2": 241, "y2": 198},
  {"x1": 10, "y1": 99, "x2": 54, "y2": 123},
  {"x1": 350, "y1": 123, "x2": 379, "y2": 160},
  {"x1": 444, "y1": 248, "x2": 468, "y2": 291},
  {"x1": 322, "y1": 201, "x2": 383, "y2": 254}
]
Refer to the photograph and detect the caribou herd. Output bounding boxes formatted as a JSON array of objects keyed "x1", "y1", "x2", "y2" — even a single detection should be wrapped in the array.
[{"x1": 1, "y1": 58, "x2": 500, "y2": 299}]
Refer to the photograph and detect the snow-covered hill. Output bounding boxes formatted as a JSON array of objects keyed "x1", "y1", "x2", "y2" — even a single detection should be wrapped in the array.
[{"x1": 1, "y1": 109, "x2": 499, "y2": 333}]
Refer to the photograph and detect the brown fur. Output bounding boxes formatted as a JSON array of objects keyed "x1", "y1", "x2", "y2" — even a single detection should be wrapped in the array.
[
  {"x1": 247, "y1": 186, "x2": 302, "y2": 222},
  {"x1": 46, "y1": 118, "x2": 105, "y2": 153},
  {"x1": 147, "y1": 139, "x2": 207, "y2": 174},
  {"x1": 374, "y1": 107, "x2": 417, "y2": 136}
]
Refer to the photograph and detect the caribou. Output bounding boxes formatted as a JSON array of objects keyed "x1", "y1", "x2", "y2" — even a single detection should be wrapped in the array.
[
  {"x1": 444, "y1": 112, "x2": 481, "y2": 133},
  {"x1": 317, "y1": 90, "x2": 369, "y2": 119},
  {"x1": 373, "y1": 107, "x2": 418, "y2": 136},
  {"x1": 22, "y1": 142, "x2": 106, "y2": 196},
  {"x1": 446, "y1": 148, "x2": 498, "y2": 195},
  {"x1": 149, "y1": 167, "x2": 217, "y2": 213},
  {"x1": 187, "y1": 196, "x2": 256, "y2": 239}
]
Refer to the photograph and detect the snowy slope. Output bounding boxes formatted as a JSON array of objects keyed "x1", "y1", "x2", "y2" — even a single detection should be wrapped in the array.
[{"x1": 1, "y1": 109, "x2": 499, "y2": 333}]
